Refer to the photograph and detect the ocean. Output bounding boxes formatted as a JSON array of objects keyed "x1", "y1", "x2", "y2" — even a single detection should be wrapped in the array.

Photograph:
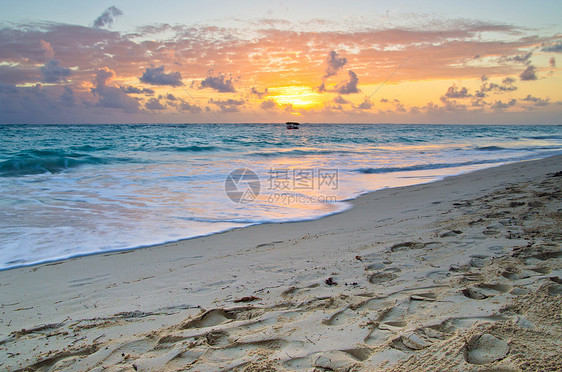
[{"x1": 1, "y1": 123, "x2": 561, "y2": 270}]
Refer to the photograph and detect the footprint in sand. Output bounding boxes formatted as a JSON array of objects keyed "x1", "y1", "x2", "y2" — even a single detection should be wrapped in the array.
[
  {"x1": 465, "y1": 333, "x2": 509, "y2": 365},
  {"x1": 390, "y1": 242, "x2": 426, "y2": 252},
  {"x1": 180, "y1": 308, "x2": 240, "y2": 329},
  {"x1": 368, "y1": 271, "x2": 398, "y2": 284},
  {"x1": 469, "y1": 255, "x2": 492, "y2": 268},
  {"x1": 462, "y1": 283, "x2": 512, "y2": 300}
]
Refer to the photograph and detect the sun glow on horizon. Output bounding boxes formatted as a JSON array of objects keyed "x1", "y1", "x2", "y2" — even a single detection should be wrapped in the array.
[{"x1": 268, "y1": 86, "x2": 324, "y2": 108}]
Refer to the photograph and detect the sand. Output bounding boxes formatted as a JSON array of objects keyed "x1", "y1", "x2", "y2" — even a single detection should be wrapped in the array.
[{"x1": 1, "y1": 155, "x2": 561, "y2": 371}]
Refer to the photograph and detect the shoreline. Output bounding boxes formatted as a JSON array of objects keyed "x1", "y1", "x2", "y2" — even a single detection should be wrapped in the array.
[
  {"x1": 1, "y1": 154, "x2": 561, "y2": 370},
  {"x1": 1, "y1": 157, "x2": 544, "y2": 272}
]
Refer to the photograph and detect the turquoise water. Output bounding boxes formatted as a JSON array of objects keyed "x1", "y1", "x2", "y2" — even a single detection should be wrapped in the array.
[{"x1": 1, "y1": 124, "x2": 561, "y2": 269}]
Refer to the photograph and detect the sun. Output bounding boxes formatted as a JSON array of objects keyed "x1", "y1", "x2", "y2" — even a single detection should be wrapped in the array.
[{"x1": 268, "y1": 86, "x2": 323, "y2": 108}]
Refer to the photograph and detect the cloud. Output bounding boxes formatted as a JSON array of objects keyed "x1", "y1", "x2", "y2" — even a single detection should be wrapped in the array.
[
  {"x1": 550, "y1": 57, "x2": 556, "y2": 67},
  {"x1": 200, "y1": 72, "x2": 236, "y2": 92},
  {"x1": 93, "y1": 6, "x2": 123, "y2": 29},
  {"x1": 501, "y1": 52, "x2": 532, "y2": 64},
  {"x1": 208, "y1": 97, "x2": 244, "y2": 113},
  {"x1": 179, "y1": 101, "x2": 202, "y2": 114},
  {"x1": 355, "y1": 100, "x2": 372, "y2": 110},
  {"x1": 0, "y1": 17, "x2": 560, "y2": 123},
  {"x1": 476, "y1": 79, "x2": 517, "y2": 97},
  {"x1": 145, "y1": 98, "x2": 165, "y2": 110},
  {"x1": 218, "y1": 105, "x2": 239, "y2": 113},
  {"x1": 439, "y1": 96, "x2": 468, "y2": 112},
  {"x1": 260, "y1": 99, "x2": 276, "y2": 110},
  {"x1": 250, "y1": 87, "x2": 268, "y2": 99},
  {"x1": 444, "y1": 85, "x2": 471, "y2": 98},
  {"x1": 139, "y1": 66, "x2": 183, "y2": 86},
  {"x1": 333, "y1": 95, "x2": 349, "y2": 104},
  {"x1": 60, "y1": 86, "x2": 75, "y2": 106},
  {"x1": 208, "y1": 98, "x2": 244, "y2": 106},
  {"x1": 120, "y1": 85, "x2": 154, "y2": 95},
  {"x1": 334, "y1": 70, "x2": 359, "y2": 94},
  {"x1": 0, "y1": 65, "x2": 38, "y2": 84},
  {"x1": 91, "y1": 67, "x2": 139, "y2": 112},
  {"x1": 324, "y1": 50, "x2": 347, "y2": 78},
  {"x1": 542, "y1": 40, "x2": 562, "y2": 53},
  {"x1": 491, "y1": 99, "x2": 516, "y2": 110},
  {"x1": 519, "y1": 65, "x2": 537, "y2": 81},
  {"x1": 471, "y1": 98, "x2": 486, "y2": 107},
  {"x1": 165, "y1": 93, "x2": 177, "y2": 101},
  {"x1": 522, "y1": 94, "x2": 549, "y2": 106},
  {"x1": 40, "y1": 40, "x2": 54, "y2": 60},
  {"x1": 40, "y1": 59, "x2": 72, "y2": 83}
]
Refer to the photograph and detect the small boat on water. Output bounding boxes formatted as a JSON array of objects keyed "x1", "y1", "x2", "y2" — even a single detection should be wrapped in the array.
[{"x1": 286, "y1": 121, "x2": 300, "y2": 130}]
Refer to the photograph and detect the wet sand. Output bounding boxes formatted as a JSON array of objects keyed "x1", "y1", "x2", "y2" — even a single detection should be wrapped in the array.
[{"x1": 1, "y1": 155, "x2": 561, "y2": 371}]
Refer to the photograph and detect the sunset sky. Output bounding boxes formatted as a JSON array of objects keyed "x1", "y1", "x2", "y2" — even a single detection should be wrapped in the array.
[{"x1": 1, "y1": 0, "x2": 561, "y2": 124}]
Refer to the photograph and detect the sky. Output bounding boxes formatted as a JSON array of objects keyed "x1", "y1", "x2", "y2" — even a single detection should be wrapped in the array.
[{"x1": 0, "y1": 0, "x2": 561, "y2": 124}]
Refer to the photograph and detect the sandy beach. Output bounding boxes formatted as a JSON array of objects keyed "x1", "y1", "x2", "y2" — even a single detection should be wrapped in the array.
[{"x1": 1, "y1": 155, "x2": 561, "y2": 371}]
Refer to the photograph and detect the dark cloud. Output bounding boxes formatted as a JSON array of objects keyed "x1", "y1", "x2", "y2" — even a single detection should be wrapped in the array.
[
  {"x1": 200, "y1": 72, "x2": 236, "y2": 92},
  {"x1": 208, "y1": 98, "x2": 244, "y2": 113},
  {"x1": 324, "y1": 50, "x2": 347, "y2": 78},
  {"x1": 140, "y1": 66, "x2": 183, "y2": 86},
  {"x1": 250, "y1": 87, "x2": 268, "y2": 99},
  {"x1": 145, "y1": 98, "x2": 165, "y2": 110},
  {"x1": 218, "y1": 105, "x2": 239, "y2": 113},
  {"x1": 471, "y1": 98, "x2": 486, "y2": 107},
  {"x1": 476, "y1": 79, "x2": 517, "y2": 97},
  {"x1": 444, "y1": 85, "x2": 471, "y2": 98},
  {"x1": 491, "y1": 99, "x2": 516, "y2": 110},
  {"x1": 260, "y1": 99, "x2": 276, "y2": 110},
  {"x1": 542, "y1": 40, "x2": 562, "y2": 53},
  {"x1": 93, "y1": 6, "x2": 123, "y2": 29},
  {"x1": 179, "y1": 101, "x2": 202, "y2": 114},
  {"x1": 439, "y1": 96, "x2": 468, "y2": 112},
  {"x1": 333, "y1": 95, "x2": 349, "y2": 104},
  {"x1": 380, "y1": 98, "x2": 389, "y2": 103},
  {"x1": 522, "y1": 94, "x2": 549, "y2": 106},
  {"x1": 481, "y1": 75, "x2": 488, "y2": 82},
  {"x1": 355, "y1": 100, "x2": 372, "y2": 110},
  {"x1": 502, "y1": 77, "x2": 515, "y2": 85},
  {"x1": 91, "y1": 67, "x2": 139, "y2": 112},
  {"x1": 0, "y1": 65, "x2": 38, "y2": 84},
  {"x1": 60, "y1": 86, "x2": 75, "y2": 106},
  {"x1": 395, "y1": 102, "x2": 407, "y2": 112},
  {"x1": 165, "y1": 93, "x2": 177, "y2": 101},
  {"x1": 549, "y1": 57, "x2": 556, "y2": 67},
  {"x1": 334, "y1": 70, "x2": 359, "y2": 94},
  {"x1": 208, "y1": 98, "x2": 244, "y2": 106},
  {"x1": 0, "y1": 82, "x2": 18, "y2": 94},
  {"x1": 120, "y1": 85, "x2": 154, "y2": 95},
  {"x1": 519, "y1": 65, "x2": 537, "y2": 81},
  {"x1": 41, "y1": 59, "x2": 72, "y2": 83},
  {"x1": 500, "y1": 52, "x2": 532, "y2": 63}
]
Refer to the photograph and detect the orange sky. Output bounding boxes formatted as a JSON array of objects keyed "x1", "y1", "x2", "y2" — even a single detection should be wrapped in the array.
[{"x1": 0, "y1": 2, "x2": 561, "y2": 123}]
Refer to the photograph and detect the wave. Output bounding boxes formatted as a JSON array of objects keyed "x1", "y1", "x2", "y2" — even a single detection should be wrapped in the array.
[
  {"x1": 161, "y1": 145, "x2": 218, "y2": 152},
  {"x1": 475, "y1": 146, "x2": 506, "y2": 151},
  {"x1": 356, "y1": 159, "x2": 506, "y2": 174},
  {"x1": 0, "y1": 149, "x2": 111, "y2": 176},
  {"x1": 69, "y1": 144, "x2": 114, "y2": 152},
  {"x1": 249, "y1": 148, "x2": 357, "y2": 157}
]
